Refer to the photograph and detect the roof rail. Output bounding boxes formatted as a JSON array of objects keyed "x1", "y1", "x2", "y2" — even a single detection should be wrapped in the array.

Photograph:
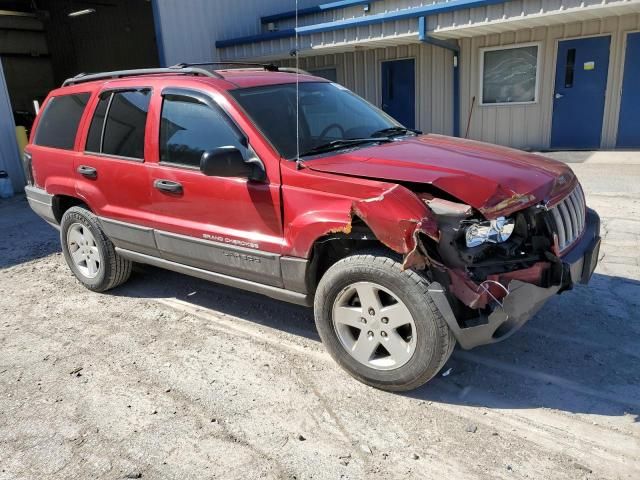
[
  {"x1": 172, "y1": 61, "x2": 280, "y2": 72},
  {"x1": 173, "y1": 62, "x2": 309, "y2": 76},
  {"x1": 61, "y1": 66, "x2": 221, "y2": 87},
  {"x1": 278, "y1": 67, "x2": 310, "y2": 75}
]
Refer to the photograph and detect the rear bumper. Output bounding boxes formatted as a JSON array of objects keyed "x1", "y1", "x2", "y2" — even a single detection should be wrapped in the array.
[
  {"x1": 25, "y1": 185, "x2": 59, "y2": 229},
  {"x1": 430, "y1": 208, "x2": 601, "y2": 349}
]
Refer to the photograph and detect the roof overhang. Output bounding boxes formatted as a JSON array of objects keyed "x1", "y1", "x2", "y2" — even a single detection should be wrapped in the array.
[
  {"x1": 432, "y1": 1, "x2": 640, "y2": 39},
  {"x1": 217, "y1": 0, "x2": 640, "y2": 60}
]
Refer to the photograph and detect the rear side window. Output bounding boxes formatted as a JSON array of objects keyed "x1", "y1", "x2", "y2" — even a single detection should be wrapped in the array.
[
  {"x1": 85, "y1": 89, "x2": 151, "y2": 160},
  {"x1": 85, "y1": 93, "x2": 110, "y2": 153},
  {"x1": 159, "y1": 93, "x2": 244, "y2": 168},
  {"x1": 34, "y1": 93, "x2": 90, "y2": 150}
]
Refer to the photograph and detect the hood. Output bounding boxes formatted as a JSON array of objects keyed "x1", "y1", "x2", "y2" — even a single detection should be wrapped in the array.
[{"x1": 306, "y1": 134, "x2": 577, "y2": 218}]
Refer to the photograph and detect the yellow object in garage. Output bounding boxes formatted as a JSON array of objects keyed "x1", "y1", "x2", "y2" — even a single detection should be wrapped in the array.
[{"x1": 15, "y1": 126, "x2": 28, "y2": 157}]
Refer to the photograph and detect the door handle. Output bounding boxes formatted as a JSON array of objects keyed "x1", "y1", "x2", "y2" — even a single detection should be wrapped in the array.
[
  {"x1": 154, "y1": 179, "x2": 183, "y2": 194},
  {"x1": 555, "y1": 93, "x2": 564, "y2": 99},
  {"x1": 77, "y1": 165, "x2": 97, "y2": 179}
]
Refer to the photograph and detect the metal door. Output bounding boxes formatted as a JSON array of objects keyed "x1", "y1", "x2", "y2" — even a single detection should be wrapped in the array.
[
  {"x1": 617, "y1": 32, "x2": 640, "y2": 148},
  {"x1": 381, "y1": 59, "x2": 415, "y2": 129},
  {"x1": 550, "y1": 36, "x2": 611, "y2": 149}
]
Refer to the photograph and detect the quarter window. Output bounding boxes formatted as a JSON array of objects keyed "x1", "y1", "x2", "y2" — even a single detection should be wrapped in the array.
[
  {"x1": 159, "y1": 93, "x2": 244, "y2": 168},
  {"x1": 481, "y1": 45, "x2": 539, "y2": 105},
  {"x1": 34, "y1": 93, "x2": 90, "y2": 149}
]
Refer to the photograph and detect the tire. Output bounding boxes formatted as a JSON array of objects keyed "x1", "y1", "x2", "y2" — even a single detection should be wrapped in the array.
[
  {"x1": 60, "y1": 206, "x2": 132, "y2": 292},
  {"x1": 314, "y1": 251, "x2": 455, "y2": 391}
]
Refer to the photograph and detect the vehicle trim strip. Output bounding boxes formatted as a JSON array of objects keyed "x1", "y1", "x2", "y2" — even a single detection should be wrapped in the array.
[{"x1": 115, "y1": 248, "x2": 312, "y2": 306}]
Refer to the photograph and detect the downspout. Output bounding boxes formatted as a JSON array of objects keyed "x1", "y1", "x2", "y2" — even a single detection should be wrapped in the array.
[
  {"x1": 151, "y1": 0, "x2": 167, "y2": 67},
  {"x1": 418, "y1": 17, "x2": 460, "y2": 137}
]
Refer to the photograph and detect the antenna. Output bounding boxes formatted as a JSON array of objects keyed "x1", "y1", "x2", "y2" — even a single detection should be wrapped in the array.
[{"x1": 295, "y1": 0, "x2": 302, "y2": 169}]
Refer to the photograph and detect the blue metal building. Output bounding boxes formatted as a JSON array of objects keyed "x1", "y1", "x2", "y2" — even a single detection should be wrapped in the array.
[{"x1": 153, "y1": 0, "x2": 640, "y2": 151}]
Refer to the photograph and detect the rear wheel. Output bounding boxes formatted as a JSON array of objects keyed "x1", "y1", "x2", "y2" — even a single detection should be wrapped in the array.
[
  {"x1": 314, "y1": 251, "x2": 455, "y2": 391},
  {"x1": 60, "y1": 206, "x2": 132, "y2": 292}
]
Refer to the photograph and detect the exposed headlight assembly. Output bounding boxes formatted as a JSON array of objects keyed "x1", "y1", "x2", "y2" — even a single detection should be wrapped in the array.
[{"x1": 465, "y1": 217, "x2": 515, "y2": 248}]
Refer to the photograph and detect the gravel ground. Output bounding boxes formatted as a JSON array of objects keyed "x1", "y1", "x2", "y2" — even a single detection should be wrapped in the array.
[{"x1": 0, "y1": 157, "x2": 639, "y2": 480}]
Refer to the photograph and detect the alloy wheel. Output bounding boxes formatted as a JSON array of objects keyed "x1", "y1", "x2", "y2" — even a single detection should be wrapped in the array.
[
  {"x1": 332, "y1": 281, "x2": 417, "y2": 370},
  {"x1": 67, "y1": 223, "x2": 102, "y2": 279}
]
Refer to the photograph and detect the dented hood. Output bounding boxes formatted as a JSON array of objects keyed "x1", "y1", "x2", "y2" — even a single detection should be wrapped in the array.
[{"x1": 306, "y1": 134, "x2": 577, "y2": 218}]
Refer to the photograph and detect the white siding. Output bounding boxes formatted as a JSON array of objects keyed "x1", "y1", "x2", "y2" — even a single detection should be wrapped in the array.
[
  {"x1": 460, "y1": 14, "x2": 640, "y2": 149},
  {"x1": 276, "y1": 0, "x2": 451, "y2": 29},
  {"x1": 214, "y1": 0, "x2": 640, "y2": 61},
  {"x1": 279, "y1": 43, "x2": 455, "y2": 136},
  {"x1": 433, "y1": 0, "x2": 640, "y2": 38}
]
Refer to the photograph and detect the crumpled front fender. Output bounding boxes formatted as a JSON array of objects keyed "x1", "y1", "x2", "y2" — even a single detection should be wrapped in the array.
[
  {"x1": 350, "y1": 185, "x2": 439, "y2": 269},
  {"x1": 285, "y1": 184, "x2": 439, "y2": 263}
]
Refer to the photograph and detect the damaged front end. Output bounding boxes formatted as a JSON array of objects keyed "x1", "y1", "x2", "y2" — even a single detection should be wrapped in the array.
[{"x1": 346, "y1": 184, "x2": 601, "y2": 350}]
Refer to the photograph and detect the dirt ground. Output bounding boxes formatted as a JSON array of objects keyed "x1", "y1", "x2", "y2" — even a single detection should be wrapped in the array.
[{"x1": 1, "y1": 157, "x2": 639, "y2": 480}]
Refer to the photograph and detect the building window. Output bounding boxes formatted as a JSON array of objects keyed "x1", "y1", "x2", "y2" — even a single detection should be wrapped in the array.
[{"x1": 480, "y1": 44, "x2": 539, "y2": 105}]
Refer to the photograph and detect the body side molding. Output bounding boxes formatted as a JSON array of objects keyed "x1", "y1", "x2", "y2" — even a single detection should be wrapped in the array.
[
  {"x1": 98, "y1": 217, "x2": 158, "y2": 257},
  {"x1": 115, "y1": 248, "x2": 312, "y2": 306}
]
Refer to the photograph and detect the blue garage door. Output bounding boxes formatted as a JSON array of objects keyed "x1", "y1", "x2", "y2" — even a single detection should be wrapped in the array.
[
  {"x1": 617, "y1": 32, "x2": 640, "y2": 148},
  {"x1": 381, "y1": 59, "x2": 415, "y2": 129},
  {"x1": 551, "y1": 36, "x2": 611, "y2": 149}
]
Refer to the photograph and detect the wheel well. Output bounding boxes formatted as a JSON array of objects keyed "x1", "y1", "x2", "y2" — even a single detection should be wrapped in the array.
[
  {"x1": 307, "y1": 219, "x2": 394, "y2": 292},
  {"x1": 52, "y1": 195, "x2": 90, "y2": 223}
]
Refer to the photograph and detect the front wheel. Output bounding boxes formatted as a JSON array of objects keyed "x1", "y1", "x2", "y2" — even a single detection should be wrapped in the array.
[{"x1": 314, "y1": 252, "x2": 455, "y2": 391}]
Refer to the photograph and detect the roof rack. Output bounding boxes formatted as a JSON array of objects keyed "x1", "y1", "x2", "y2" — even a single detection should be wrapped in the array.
[
  {"x1": 172, "y1": 61, "x2": 280, "y2": 72},
  {"x1": 278, "y1": 67, "x2": 310, "y2": 75},
  {"x1": 61, "y1": 66, "x2": 221, "y2": 87},
  {"x1": 61, "y1": 62, "x2": 311, "y2": 87},
  {"x1": 173, "y1": 62, "x2": 309, "y2": 75}
]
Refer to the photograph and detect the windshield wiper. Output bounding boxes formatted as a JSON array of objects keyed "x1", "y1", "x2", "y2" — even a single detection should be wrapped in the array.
[
  {"x1": 299, "y1": 137, "x2": 392, "y2": 157},
  {"x1": 369, "y1": 126, "x2": 421, "y2": 138}
]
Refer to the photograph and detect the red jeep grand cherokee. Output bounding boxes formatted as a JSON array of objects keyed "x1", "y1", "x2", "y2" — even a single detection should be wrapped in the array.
[{"x1": 24, "y1": 65, "x2": 600, "y2": 391}]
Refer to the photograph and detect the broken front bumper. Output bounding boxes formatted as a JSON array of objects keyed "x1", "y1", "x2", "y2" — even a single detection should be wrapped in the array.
[{"x1": 429, "y1": 208, "x2": 601, "y2": 350}]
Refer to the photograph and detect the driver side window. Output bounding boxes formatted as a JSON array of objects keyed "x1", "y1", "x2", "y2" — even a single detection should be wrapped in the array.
[{"x1": 159, "y1": 93, "x2": 245, "y2": 169}]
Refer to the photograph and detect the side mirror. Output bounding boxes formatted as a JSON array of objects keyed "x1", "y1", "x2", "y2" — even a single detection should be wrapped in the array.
[{"x1": 200, "y1": 147, "x2": 266, "y2": 182}]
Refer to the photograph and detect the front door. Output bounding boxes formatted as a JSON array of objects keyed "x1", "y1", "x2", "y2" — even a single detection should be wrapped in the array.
[
  {"x1": 381, "y1": 59, "x2": 415, "y2": 129},
  {"x1": 617, "y1": 32, "x2": 640, "y2": 148},
  {"x1": 551, "y1": 36, "x2": 611, "y2": 149},
  {"x1": 147, "y1": 88, "x2": 284, "y2": 287}
]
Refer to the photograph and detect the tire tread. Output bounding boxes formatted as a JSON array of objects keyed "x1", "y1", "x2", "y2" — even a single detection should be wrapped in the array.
[
  {"x1": 314, "y1": 250, "x2": 455, "y2": 391},
  {"x1": 61, "y1": 207, "x2": 132, "y2": 292}
]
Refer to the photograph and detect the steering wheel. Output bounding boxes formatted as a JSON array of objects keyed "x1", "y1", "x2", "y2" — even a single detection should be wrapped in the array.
[{"x1": 318, "y1": 123, "x2": 345, "y2": 142}]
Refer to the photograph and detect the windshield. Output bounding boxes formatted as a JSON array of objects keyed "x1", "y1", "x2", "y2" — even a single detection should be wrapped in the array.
[{"x1": 230, "y1": 82, "x2": 402, "y2": 159}]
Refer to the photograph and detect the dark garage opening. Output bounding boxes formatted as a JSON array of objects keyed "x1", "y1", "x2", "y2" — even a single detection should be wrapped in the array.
[{"x1": 0, "y1": 0, "x2": 159, "y2": 132}]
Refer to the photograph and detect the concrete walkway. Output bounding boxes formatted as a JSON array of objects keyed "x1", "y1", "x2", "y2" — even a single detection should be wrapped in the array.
[{"x1": 538, "y1": 150, "x2": 640, "y2": 164}]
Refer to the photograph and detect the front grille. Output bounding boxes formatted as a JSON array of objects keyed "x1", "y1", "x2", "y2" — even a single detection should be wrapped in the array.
[{"x1": 549, "y1": 184, "x2": 586, "y2": 251}]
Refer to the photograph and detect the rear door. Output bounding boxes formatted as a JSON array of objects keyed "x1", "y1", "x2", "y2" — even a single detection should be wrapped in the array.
[
  {"x1": 29, "y1": 92, "x2": 91, "y2": 196},
  {"x1": 75, "y1": 88, "x2": 157, "y2": 255},
  {"x1": 146, "y1": 87, "x2": 284, "y2": 286}
]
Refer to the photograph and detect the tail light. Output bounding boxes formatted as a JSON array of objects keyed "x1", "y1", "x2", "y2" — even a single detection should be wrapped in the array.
[{"x1": 23, "y1": 151, "x2": 34, "y2": 185}]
